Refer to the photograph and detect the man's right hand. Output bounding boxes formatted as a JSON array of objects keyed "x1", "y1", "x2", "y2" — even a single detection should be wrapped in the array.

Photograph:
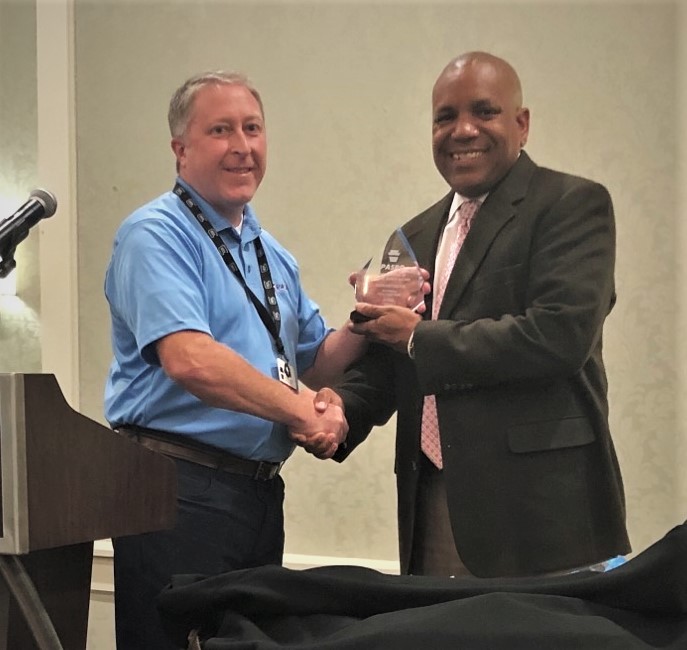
[{"x1": 289, "y1": 388, "x2": 347, "y2": 459}]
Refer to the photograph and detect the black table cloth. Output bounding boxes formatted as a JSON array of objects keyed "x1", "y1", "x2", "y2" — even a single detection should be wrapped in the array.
[{"x1": 158, "y1": 521, "x2": 687, "y2": 649}]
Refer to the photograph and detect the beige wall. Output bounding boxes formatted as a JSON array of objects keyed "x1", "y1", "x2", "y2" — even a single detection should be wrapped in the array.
[
  {"x1": 677, "y1": 0, "x2": 687, "y2": 511},
  {"x1": 0, "y1": 0, "x2": 41, "y2": 373},
  {"x1": 72, "y1": 0, "x2": 683, "y2": 562},
  {"x1": 1, "y1": 0, "x2": 683, "y2": 559},
  {"x1": 0, "y1": 0, "x2": 681, "y2": 648}
]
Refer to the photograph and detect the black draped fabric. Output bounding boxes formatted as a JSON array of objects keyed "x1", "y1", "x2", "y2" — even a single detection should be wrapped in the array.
[{"x1": 157, "y1": 522, "x2": 687, "y2": 649}]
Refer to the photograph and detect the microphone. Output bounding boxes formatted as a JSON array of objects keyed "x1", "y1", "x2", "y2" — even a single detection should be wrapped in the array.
[
  {"x1": 0, "y1": 189, "x2": 57, "y2": 278},
  {"x1": 0, "y1": 189, "x2": 58, "y2": 244}
]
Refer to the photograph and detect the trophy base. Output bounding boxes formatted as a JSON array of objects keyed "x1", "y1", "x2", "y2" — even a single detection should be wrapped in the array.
[{"x1": 350, "y1": 310, "x2": 374, "y2": 324}]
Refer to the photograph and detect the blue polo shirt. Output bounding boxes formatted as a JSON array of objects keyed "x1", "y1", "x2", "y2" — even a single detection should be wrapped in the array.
[{"x1": 104, "y1": 180, "x2": 331, "y2": 461}]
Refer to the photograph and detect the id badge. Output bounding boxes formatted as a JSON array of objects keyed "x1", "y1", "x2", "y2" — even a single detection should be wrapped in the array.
[{"x1": 277, "y1": 357, "x2": 298, "y2": 391}]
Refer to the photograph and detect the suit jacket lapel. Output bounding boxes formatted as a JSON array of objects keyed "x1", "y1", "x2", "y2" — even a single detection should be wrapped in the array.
[{"x1": 438, "y1": 153, "x2": 536, "y2": 317}]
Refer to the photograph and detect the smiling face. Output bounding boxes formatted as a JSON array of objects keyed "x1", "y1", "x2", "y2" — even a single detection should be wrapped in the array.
[
  {"x1": 431, "y1": 54, "x2": 530, "y2": 197},
  {"x1": 171, "y1": 83, "x2": 266, "y2": 225}
]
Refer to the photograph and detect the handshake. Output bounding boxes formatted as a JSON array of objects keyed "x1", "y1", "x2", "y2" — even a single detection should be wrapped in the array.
[
  {"x1": 285, "y1": 262, "x2": 431, "y2": 460},
  {"x1": 288, "y1": 387, "x2": 347, "y2": 460}
]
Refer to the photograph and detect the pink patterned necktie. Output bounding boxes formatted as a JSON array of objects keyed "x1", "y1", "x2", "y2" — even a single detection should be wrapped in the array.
[{"x1": 420, "y1": 199, "x2": 480, "y2": 469}]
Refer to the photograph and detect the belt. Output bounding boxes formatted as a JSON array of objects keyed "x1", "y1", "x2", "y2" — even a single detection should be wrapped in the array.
[{"x1": 115, "y1": 426, "x2": 284, "y2": 481}]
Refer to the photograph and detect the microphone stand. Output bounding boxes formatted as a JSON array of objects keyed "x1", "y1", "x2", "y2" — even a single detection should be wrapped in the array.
[
  {"x1": 0, "y1": 224, "x2": 19, "y2": 280},
  {"x1": 0, "y1": 251, "x2": 17, "y2": 280},
  {"x1": 0, "y1": 556, "x2": 63, "y2": 650},
  {"x1": 0, "y1": 223, "x2": 32, "y2": 279}
]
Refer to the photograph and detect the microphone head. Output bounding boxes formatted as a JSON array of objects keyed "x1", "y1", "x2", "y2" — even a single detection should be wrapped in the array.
[{"x1": 29, "y1": 188, "x2": 58, "y2": 218}]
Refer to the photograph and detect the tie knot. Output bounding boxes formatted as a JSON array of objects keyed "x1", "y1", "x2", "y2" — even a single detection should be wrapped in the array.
[{"x1": 458, "y1": 199, "x2": 480, "y2": 222}]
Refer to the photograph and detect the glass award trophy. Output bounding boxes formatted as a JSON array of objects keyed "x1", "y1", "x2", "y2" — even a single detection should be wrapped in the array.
[{"x1": 351, "y1": 228, "x2": 424, "y2": 323}]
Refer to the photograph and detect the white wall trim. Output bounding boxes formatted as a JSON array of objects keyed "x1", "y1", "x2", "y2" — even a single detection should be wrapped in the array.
[
  {"x1": 94, "y1": 540, "x2": 114, "y2": 558},
  {"x1": 283, "y1": 554, "x2": 399, "y2": 573},
  {"x1": 36, "y1": 0, "x2": 79, "y2": 409},
  {"x1": 92, "y1": 539, "x2": 399, "y2": 595}
]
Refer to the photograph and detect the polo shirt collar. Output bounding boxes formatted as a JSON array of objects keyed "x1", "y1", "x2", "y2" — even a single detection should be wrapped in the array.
[{"x1": 175, "y1": 178, "x2": 263, "y2": 242}]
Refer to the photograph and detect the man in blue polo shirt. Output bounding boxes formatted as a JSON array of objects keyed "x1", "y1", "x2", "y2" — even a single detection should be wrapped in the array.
[{"x1": 104, "y1": 71, "x2": 366, "y2": 650}]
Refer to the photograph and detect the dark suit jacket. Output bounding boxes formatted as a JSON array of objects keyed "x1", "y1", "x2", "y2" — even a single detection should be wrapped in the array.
[{"x1": 334, "y1": 152, "x2": 630, "y2": 578}]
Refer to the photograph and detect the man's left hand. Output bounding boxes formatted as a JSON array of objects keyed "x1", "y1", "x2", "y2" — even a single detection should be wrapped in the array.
[{"x1": 348, "y1": 303, "x2": 422, "y2": 353}]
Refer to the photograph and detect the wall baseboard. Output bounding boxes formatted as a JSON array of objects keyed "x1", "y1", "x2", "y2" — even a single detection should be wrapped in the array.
[{"x1": 92, "y1": 540, "x2": 399, "y2": 595}]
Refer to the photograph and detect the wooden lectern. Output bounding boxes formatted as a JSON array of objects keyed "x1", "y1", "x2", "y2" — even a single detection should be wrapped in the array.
[{"x1": 0, "y1": 373, "x2": 177, "y2": 650}]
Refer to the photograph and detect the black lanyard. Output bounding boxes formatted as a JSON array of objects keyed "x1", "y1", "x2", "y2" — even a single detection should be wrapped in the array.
[{"x1": 173, "y1": 183, "x2": 288, "y2": 360}]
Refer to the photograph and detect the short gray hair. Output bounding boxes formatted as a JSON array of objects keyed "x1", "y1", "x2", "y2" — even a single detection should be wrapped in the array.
[{"x1": 167, "y1": 71, "x2": 264, "y2": 138}]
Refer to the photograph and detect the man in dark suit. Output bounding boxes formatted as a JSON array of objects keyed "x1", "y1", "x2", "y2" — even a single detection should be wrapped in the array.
[{"x1": 316, "y1": 51, "x2": 630, "y2": 578}]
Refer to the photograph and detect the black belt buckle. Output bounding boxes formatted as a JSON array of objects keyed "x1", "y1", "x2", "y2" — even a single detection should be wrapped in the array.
[{"x1": 253, "y1": 460, "x2": 283, "y2": 481}]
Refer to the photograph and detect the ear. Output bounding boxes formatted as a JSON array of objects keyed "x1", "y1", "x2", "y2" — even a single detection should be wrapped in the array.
[
  {"x1": 517, "y1": 108, "x2": 530, "y2": 148},
  {"x1": 171, "y1": 137, "x2": 186, "y2": 168}
]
